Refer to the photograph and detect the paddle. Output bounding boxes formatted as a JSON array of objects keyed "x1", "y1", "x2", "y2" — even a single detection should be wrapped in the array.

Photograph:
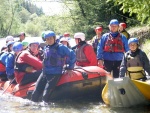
[
  {"x1": 12, "y1": 83, "x2": 35, "y2": 95},
  {"x1": 101, "y1": 72, "x2": 113, "y2": 105},
  {"x1": 1, "y1": 78, "x2": 15, "y2": 95}
]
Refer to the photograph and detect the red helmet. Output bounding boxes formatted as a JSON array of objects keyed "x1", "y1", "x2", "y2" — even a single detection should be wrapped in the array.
[
  {"x1": 63, "y1": 33, "x2": 70, "y2": 37},
  {"x1": 95, "y1": 27, "x2": 103, "y2": 32},
  {"x1": 119, "y1": 23, "x2": 127, "y2": 29}
]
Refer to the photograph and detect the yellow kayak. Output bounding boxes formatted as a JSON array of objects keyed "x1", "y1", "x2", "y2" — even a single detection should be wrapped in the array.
[{"x1": 102, "y1": 77, "x2": 150, "y2": 107}]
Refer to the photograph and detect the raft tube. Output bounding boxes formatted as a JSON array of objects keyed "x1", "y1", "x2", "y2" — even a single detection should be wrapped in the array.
[{"x1": 1, "y1": 66, "x2": 107, "y2": 101}]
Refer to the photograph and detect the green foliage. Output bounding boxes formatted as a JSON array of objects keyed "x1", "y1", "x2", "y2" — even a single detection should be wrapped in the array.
[
  {"x1": 63, "y1": 0, "x2": 132, "y2": 39},
  {"x1": 111, "y1": 0, "x2": 150, "y2": 24},
  {"x1": 19, "y1": 8, "x2": 31, "y2": 23},
  {"x1": 0, "y1": 0, "x2": 144, "y2": 38}
]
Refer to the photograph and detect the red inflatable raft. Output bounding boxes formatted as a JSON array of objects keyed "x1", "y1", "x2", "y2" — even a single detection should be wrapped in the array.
[{"x1": 1, "y1": 66, "x2": 107, "y2": 101}]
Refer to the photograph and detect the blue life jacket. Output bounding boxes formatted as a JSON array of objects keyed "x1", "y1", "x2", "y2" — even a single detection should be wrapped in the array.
[{"x1": 44, "y1": 43, "x2": 66, "y2": 67}]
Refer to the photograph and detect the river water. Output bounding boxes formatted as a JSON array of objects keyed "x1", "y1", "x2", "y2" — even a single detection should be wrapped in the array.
[{"x1": 0, "y1": 90, "x2": 150, "y2": 113}]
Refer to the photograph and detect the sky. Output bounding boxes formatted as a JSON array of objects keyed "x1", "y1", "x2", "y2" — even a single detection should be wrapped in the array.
[{"x1": 33, "y1": 1, "x2": 65, "y2": 15}]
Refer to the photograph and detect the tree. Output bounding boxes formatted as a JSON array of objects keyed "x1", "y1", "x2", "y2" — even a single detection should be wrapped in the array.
[
  {"x1": 63, "y1": 0, "x2": 133, "y2": 39},
  {"x1": 110, "y1": 0, "x2": 150, "y2": 24}
]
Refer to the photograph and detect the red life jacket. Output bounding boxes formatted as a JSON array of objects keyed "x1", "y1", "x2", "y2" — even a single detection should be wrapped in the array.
[{"x1": 103, "y1": 33, "x2": 125, "y2": 52}]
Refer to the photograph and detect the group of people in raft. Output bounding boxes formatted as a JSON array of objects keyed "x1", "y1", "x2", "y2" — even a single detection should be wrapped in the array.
[{"x1": 0, "y1": 19, "x2": 150, "y2": 103}]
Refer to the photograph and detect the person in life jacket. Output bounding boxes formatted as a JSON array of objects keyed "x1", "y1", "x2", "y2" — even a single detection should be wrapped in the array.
[
  {"x1": 0, "y1": 41, "x2": 15, "y2": 81},
  {"x1": 97, "y1": 19, "x2": 129, "y2": 78},
  {"x1": 28, "y1": 40, "x2": 44, "y2": 61},
  {"x1": 90, "y1": 26, "x2": 103, "y2": 54},
  {"x1": 6, "y1": 41, "x2": 21, "y2": 83},
  {"x1": 119, "y1": 38, "x2": 150, "y2": 81},
  {"x1": 31, "y1": 30, "x2": 76, "y2": 103},
  {"x1": 119, "y1": 22, "x2": 130, "y2": 40},
  {"x1": 74, "y1": 32, "x2": 97, "y2": 67},
  {"x1": 14, "y1": 40, "x2": 43, "y2": 85}
]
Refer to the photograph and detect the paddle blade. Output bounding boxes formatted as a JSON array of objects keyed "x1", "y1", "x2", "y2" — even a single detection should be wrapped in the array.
[{"x1": 101, "y1": 83, "x2": 109, "y2": 105}]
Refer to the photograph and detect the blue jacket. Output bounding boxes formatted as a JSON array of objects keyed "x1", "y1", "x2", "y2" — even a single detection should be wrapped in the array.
[
  {"x1": 97, "y1": 33, "x2": 129, "y2": 61},
  {"x1": 5, "y1": 52, "x2": 15, "y2": 79},
  {"x1": 44, "y1": 43, "x2": 76, "y2": 75}
]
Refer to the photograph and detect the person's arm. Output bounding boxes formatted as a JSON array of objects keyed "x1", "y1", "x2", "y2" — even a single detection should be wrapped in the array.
[
  {"x1": 122, "y1": 34, "x2": 129, "y2": 52},
  {"x1": 141, "y1": 51, "x2": 150, "y2": 76},
  {"x1": 60, "y1": 45, "x2": 76, "y2": 70},
  {"x1": 6, "y1": 54, "x2": 15, "y2": 79},
  {"x1": 97, "y1": 34, "x2": 106, "y2": 67},
  {"x1": 83, "y1": 45, "x2": 97, "y2": 66},
  {"x1": 22, "y1": 52, "x2": 43, "y2": 70},
  {"x1": 119, "y1": 53, "x2": 127, "y2": 78}
]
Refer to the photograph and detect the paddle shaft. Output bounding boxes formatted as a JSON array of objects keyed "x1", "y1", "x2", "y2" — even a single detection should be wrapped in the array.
[{"x1": 1, "y1": 78, "x2": 15, "y2": 95}]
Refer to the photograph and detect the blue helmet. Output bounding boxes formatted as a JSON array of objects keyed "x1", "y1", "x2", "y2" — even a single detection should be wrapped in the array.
[
  {"x1": 13, "y1": 42, "x2": 23, "y2": 52},
  {"x1": 128, "y1": 38, "x2": 139, "y2": 45},
  {"x1": 7, "y1": 41, "x2": 15, "y2": 47},
  {"x1": 109, "y1": 19, "x2": 119, "y2": 25},
  {"x1": 44, "y1": 31, "x2": 56, "y2": 39}
]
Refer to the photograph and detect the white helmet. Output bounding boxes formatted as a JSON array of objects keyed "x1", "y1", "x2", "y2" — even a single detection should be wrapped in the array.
[
  {"x1": 74, "y1": 32, "x2": 85, "y2": 41},
  {"x1": 60, "y1": 37, "x2": 68, "y2": 42},
  {"x1": 6, "y1": 36, "x2": 14, "y2": 42}
]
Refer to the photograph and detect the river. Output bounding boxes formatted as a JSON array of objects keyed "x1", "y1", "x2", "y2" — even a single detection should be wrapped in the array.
[{"x1": 0, "y1": 90, "x2": 150, "y2": 113}]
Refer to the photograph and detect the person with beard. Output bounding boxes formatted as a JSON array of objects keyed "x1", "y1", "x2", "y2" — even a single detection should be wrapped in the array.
[
  {"x1": 74, "y1": 32, "x2": 97, "y2": 67},
  {"x1": 97, "y1": 19, "x2": 129, "y2": 78},
  {"x1": 119, "y1": 38, "x2": 150, "y2": 81}
]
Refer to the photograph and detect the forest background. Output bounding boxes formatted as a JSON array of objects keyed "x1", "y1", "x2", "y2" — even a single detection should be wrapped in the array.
[{"x1": 0, "y1": 0, "x2": 150, "y2": 40}]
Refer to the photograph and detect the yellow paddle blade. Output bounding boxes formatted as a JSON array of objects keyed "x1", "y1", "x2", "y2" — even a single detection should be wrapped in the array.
[{"x1": 101, "y1": 83, "x2": 109, "y2": 105}]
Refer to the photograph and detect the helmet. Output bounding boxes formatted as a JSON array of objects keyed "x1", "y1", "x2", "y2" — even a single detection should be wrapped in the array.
[
  {"x1": 109, "y1": 19, "x2": 119, "y2": 25},
  {"x1": 22, "y1": 40, "x2": 29, "y2": 48},
  {"x1": 44, "y1": 31, "x2": 56, "y2": 39},
  {"x1": 63, "y1": 33, "x2": 70, "y2": 37},
  {"x1": 60, "y1": 37, "x2": 68, "y2": 42},
  {"x1": 74, "y1": 32, "x2": 85, "y2": 41},
  {"x1": 128, "y1": 38, "x2": 139, "y2": 45},
  {"x1": 95, "y1": 27, "x2": 103, "y2": 32},
  {"x1": 29, "y1": 40, "x2": 40, "y2": 46},
  {"x1": 7, "y1": 41, "x2": 15, "y2": 47},
  {"x1": 12, "y1": 42, "x2": 23, "y2": 52},
  {"x1": 6, "y1": 36, "x2": 14, "y2": 42},
  {"x1": 119, "y1": 23, "x2": 127, "y2": 29}
]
